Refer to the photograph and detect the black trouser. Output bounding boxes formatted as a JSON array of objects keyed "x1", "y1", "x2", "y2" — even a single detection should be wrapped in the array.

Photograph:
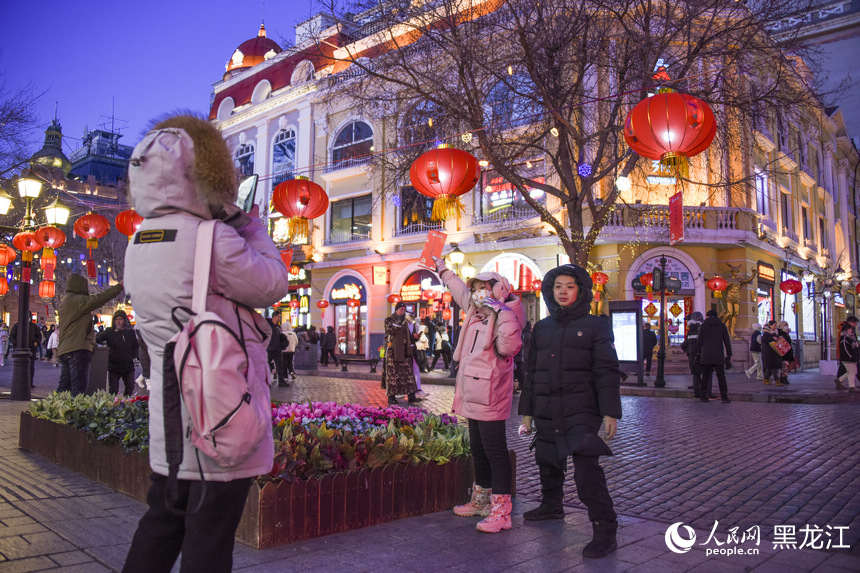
[
  {"x1": 109, "y1": 370, "x2": 135, "y2": 396},
  {"x1": 431, "y1": 348, "x2": 451, "y2": 370},
  {"x1": 283, "y1": 352, "x2": 295, "y2": 375},
  {"x1": 699, "y1": 363, "x2": 728, "y2": 399},
  {"x1": 691, "y1": 372, "x2": 702, "y2": 397},
  {"x1": 537, "y1": 455, "x2": 616, "y2": 522},
  {"x1": 320, "y1": 347, "x2": 338, "y2": 366},
  {"x1": 57, "y1": 349, "x2": 94, "y2": 396},
  {"x1": 643, "y1": 351, "x2": 654, "y2": 374},
  {"x1": 467, "y1": 418, "x2": 511, "y2": 495},
  {"x1": 267, "y1": 350, "x2": 285, "y2": 386},
  {"x1": 123, "y1": 473, "x2": 252, "y2": 573}
]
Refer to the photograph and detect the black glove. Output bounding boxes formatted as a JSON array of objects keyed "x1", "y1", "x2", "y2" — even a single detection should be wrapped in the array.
[{"x1": 725, "y1": 356, "x2": 733, "y2": 370}]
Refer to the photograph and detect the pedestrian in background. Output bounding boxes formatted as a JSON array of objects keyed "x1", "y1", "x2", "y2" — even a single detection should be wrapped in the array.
[
  {"x1": 134, "y1": 328, "x2": 151, "y2": 389},
  {"x1": 760, "y1": 320, "x2": 785, "y2": 386},
  {"x1": 282, "y1": 321, "x2": 298, "y2": 381},
  {"x1": 47, "y1": 326, "x2": 59, "y2": 367},
  {"x1": 519, "y1": 264, "x2": 620, "y2": 558},
  {"x1": 381, "y1": 302, "x2": 420, "y2": 405},
  {"x1": 9, "y1": 317, "x2": 42, "y2": 388},
  {"x1": 415, "y1": 324, "x2": 430, "y2": 373},
  {"x1": 422, "y1": 316, "x2": 436, "y2": 363},
  {"x1": 642, "y1": 323, "x2": 657, "y2": 376},
  {"x1": 776, "y1": 321, "x2": 795, "y2": 385},
  {"x1": 434, "y1": 256, "x2": 524, "y2": 534},
  {"x1": 122, "y1": 114, "x2": 289, "y2": 573},
  {"x1": 745, "y1": 323, "x2": 763, "y2": 380},
  {"x1": 430, "y1": 326, "x2": 452, "y2": 371},
  {"x1": 681, "y1": 312, "x2": 703, "y2": 398},
  {"x1": 320, "y1": 325, "x2": 338, "y2": 366},
  {"x1": 836, "y1": 322, "x2": 858, "y2": 392},
  {"x1": 696, "y1": 309, "x2": 732, "y2": 403},
  {"x1": 96, "y1": 309, "x2": 139, "y2": 396},
  {"x1": 267, "y1": 312, "x2": 288, "y2": 387},
  {"x1": 0, "y1": 322, "x2": 8, "y2": 366}
]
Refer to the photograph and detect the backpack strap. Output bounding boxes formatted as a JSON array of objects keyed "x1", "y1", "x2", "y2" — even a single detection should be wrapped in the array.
[{"x1": 191, "y1": 220, "x2": 217, "y2": 315}]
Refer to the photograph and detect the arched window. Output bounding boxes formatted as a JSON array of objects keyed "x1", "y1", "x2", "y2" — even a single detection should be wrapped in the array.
[
  {"x1": 251, "y1": 80, "x2": 272, "y2": 104},
  {"x1": 291, "y1": 60, "x2": 315, "y2": 85},
  {"x1": 217, "y1": 97, "x2": 235, "y2": 121},
  {"x1": 272, "y1": 129, "x2": 296, "y2": 186},
  {"x1": 234, "y1": 142, "x2": 255, "y2": 177},
  {"x1": 484, "y1": 70, "x2": 540, "y2": 129},
  {"x1": 331, "y1": 121, "x2": 373, "y2": 169}
]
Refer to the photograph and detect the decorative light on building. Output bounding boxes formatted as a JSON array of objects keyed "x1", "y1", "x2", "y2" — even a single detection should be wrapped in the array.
[{"x1": 615, "y1": 176, "x2": 631, "y2": 192}]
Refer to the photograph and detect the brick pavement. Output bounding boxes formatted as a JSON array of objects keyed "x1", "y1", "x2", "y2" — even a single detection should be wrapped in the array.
[{"x1": 0, "y1": 361, "x2": 856, "y2": 571}]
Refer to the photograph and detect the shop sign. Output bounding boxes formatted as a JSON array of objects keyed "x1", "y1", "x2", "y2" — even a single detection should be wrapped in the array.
[
  {"x1": 400, "y1": 284, "x2": 422, "y2": 302},
  {"x1": 834, "y1": 293, "x2": 845, "y2": 308},
  {"x1": 329, "y1": 276, "x2": 366, "y2": 302},
  {"x1": 289, "y1": 267, "x2": 311, "y2": 289},
  {"x1": 757, "y1": 262, "x2": 776, "y2": 285},
  {"x1": 372, "y1": 266, "x2": 388, "y2": 286},
  {"x1": 400, "y1": 270, "x2": 443, "y2": 302}
]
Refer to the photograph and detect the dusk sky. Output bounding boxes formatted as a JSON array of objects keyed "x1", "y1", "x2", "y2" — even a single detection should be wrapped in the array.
[{"x1": 2, "y1": 0, "x2": 311, "y2": 158}]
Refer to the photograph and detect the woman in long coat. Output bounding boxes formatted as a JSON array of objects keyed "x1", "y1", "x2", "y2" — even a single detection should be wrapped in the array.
[
  {"x1": 760, "y1": 320, "x2": 785, "y2": 386},
  {"x1": 382, "y1": 302, "x2": 419, "y2": 404}
]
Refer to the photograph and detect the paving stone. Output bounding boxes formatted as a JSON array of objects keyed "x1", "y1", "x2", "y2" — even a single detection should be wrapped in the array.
[
  {"x1": 0, "y1": 531, "x2": 75, "y2": 560},
  {"x1": 48, "y1": 550, "x2": 97, "y2": 567},
  {"x1": 0, "y1": 555, "x2": 58, "y2": 572}
]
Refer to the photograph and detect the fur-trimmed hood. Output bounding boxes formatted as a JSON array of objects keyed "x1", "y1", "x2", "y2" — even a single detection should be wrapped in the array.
[{"x1": 128, "y1": 115, "x2": 237, "y2": 219}]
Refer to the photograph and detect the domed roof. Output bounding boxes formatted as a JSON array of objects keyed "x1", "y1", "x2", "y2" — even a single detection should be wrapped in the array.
[
  {"x1": 30, "y1": 119, "x2": 71, "y2": 175},
  {"x1": 225, "y1": 23, "x2": 281, "y2": 77}
]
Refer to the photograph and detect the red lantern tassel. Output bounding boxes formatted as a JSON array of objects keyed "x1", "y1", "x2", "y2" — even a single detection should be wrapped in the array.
[
  {"x1": 86, "y1": 238, "x2": 99, "y2": 250},
  {"x1": 647, "y1": 286, "x2": 653, "y2": 301},
  {"x1": 432, "y1": 196, "x2": 466, "y2": 222}
]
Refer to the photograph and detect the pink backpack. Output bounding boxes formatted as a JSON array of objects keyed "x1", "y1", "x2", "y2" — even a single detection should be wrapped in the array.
[{"x1": 162, "y1": 220, "x2": 272, "y2": 484}]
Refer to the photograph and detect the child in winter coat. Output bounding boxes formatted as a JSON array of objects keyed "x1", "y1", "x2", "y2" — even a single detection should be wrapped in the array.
[
  {"x1": 433, "y1": 256, "x2": 525, "y2": 534},
  {"x1": 519, "y1": 264, "x2": 622, "y2": 558},
  {"x1": 96, "y1": 309, "x2": 139, "y2": 395}
]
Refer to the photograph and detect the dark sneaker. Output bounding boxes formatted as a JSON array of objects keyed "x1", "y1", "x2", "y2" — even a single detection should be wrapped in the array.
[
  {"x1": 523, "y1": 503, "x2": 565, "y2": 521},
  {"x1": 583, "y1": 520, "x2": 618, "y2": 558}
]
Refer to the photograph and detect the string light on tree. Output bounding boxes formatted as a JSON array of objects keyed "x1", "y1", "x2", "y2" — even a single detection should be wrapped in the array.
[{"x1": 577, "y1": 163, "x2": 592, "y2": 178}]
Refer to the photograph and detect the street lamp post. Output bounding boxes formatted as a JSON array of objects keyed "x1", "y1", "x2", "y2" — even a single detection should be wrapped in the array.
[
  {"x1": 654, "y1": 255, "x2": 668, "y2": 388},
  {"x1": 1, "y1": 173, "x2": 69, "y2": 401},
  {"x1": 443, "y1": 244, "x2": 475, "y2": 379}
]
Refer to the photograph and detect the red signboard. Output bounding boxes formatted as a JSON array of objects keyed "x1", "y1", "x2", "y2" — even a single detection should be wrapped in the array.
[{"x1": 669, "y1": 192, "x2": 684, "y2": 245}]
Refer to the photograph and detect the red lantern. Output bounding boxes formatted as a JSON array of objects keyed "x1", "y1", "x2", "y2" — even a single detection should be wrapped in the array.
[
  {"x1": 316, "y1": 299, "x2": 330, "y2": 318},
  {"x1": 442, "y1": 292, "x2": 453, "y2": 303},
  {"x1": 640, "y1": 272, "x2": 654, "y2": 300},
  {"x1": 74, "y1": 212, "x2": 111, "y2": 249},
  {"x1": 409, "y1": 145, "x2": 480, "y2": 221},
  {"x1": 442, "y1": 308, "x2": 452, "y2": 321},
  {"x1": 422, "y1": 289, "x2": 438, "y2": 300},
  {"x1": 624, "y1": 91, "x2": 716, "y2": 179},
  {"x1": 0, "y1": 277, "x2": 7, "y2": 296},
  {"x1": 0, "y1": 245, "x2": 16, "y2": 274},
  {"x1": 115, "y1": 209, "x2": 144, "y2": 238},
  {"x1": 272, "y1": 177, "x2": 329, "y2": 242},
  {"x1": 856, "y1": 283, "x2": 860, "y2": 295},
  {"x1": 707, "y1": 276, "x2": 728, "y2": 298},
  {"x1": 13, "y1": 231, "x2": 40, "y2": 262},
  {"x1": 780, "y1": 279, "x2": 803, "y2": 296},
  {"x1": 289, "y1": 299, "x2": 300, "y2": 309},
  {"x1": 38, "y1": 280, "x2": 55, "y2": 301},
  {"x1": 346, "y1": 298, "x2": 361, "y2": 308},
  {"x1": 34, "y1": 226, "x2": 66, "y2": 258},
  {"x1": 387, "y1": 294, "x2": 402, "y2": 304}
]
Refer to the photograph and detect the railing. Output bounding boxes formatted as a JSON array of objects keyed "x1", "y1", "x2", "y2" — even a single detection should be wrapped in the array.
[
  {"x1": 603, "y1": 205, "x2": 747, "y2": 232},
  {"x1": 323, "y1": 155, "x2": 373, "y2": 173},
  {"x1": 327, "y1": 230, "x2": 372, "y2": 245},
  {"x1": 394, "y1": 221, "x2": 444, "y2": 236},
  {"x1": 473, "y1": 207, "x2": 540, "y2": 225},
  {"x1": 782, "y1": 228, "x2": 800, "y2": 243},
  {"x1": 803, "y1": 238, "x2": 818, "y2": 253}
]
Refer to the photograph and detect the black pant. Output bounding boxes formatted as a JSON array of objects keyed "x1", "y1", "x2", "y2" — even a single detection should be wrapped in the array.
[
  {"x1": 320, "y1": 348, "x2": 338, "y2": 366},
  {"x1": 537, "y1": 455, "x2": 616, "y2": 522},
  {"x1": 431, "y1": 348, "x2": 451, "y2": 370},
  {"x1": 468, "y1": 418, "x2": 512, "y2": 495},
  {"x1": 109, "y1": 370, "x2": 135, "y2": 395},
  {"x1": 268, "y1": 350, "x2": 285, "y2": 386},
  {"x1": 700, "y1": 363, "x2": 728, "y2": 399},
  {"x1": 123, "y1": 473, "x2": 252, "y2": 573},
  {"x1": 283, "y1": 352, "x2": 295, "y2": 375},
  {"x1": 57, "y1": 349, "x2": 93, "y2": 396},
  {"x1": 643, "y1": 351, "x2": 654, "y2": 374}
]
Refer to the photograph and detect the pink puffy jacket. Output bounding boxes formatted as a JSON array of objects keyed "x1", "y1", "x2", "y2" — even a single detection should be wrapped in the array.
[{"x1": 440, "y1": 268, "x2": 526, "y2": 421}]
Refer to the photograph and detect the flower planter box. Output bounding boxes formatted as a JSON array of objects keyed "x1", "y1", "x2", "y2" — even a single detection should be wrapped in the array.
[{"x1": 18, "y1": 412, "x2": 516, "y2": 549}]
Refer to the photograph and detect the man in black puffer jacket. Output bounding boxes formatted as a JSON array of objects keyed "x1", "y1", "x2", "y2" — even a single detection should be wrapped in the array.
[
  {"x1": 695, "y1": 309, "x2": 733, "y2": 403},
  {"x1": 519, "y1": 264, "x2": 621, "y2": 559}
]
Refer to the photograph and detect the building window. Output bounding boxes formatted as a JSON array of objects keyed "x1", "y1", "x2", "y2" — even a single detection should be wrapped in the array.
[
  {"x1": 330, "y1": 194, "x2": 372, "y2": 244},
  {"x1": 477, "y1": 159, "x2": 546, "y2": 224},
  {"x1": 776, "y1": 112, "x2": 789, "y2": 153},
  {"x1": 396, "y1": 186, "x2": 443, "y2": 235},
  {"x1": 754, "y1": 168, "x2": 769, "y2": 219},
  {"x1": 780, "y1": 189, "x2": 793, "y2": 232},
  {"x1": 820, "y1": 217, "x2": 828, "y2": 252},
  {"x1": 797, "y1": 132, "x2": 807, "y2": 170},
  {"x1": 402, "y1": 101, "x2": 442, "y2": 149},
  {"x1": 330, "y1": 121, "x2": 373, "y2": 170},
  {"x1": 272, "y1": 129, "x2": 296, "y2": 187},
  {"x1": 801, "y1": 206, "x2": 811, "y2": 243},
  {"x1": 234, "y1": 143, "x2": 255, "y2": 177}
]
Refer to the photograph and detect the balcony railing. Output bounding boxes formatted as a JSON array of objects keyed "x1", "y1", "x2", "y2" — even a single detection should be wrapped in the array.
[
  {"x1": 803, "y1": 238, "x2": 818, "y2": 253},
  {"x1": 473, "y1": 206, "x2": 541, "y2": 225},
  {"x1": 394, "y1": 221, "x2": 444, "y2": 237},
  {"x1": 608, "y1": 205, "x2": 744, "y2": 232},
  {"x1": 782, "y1": 228, "x2": 800, "y2": 243},
  {"x1": 323, "y1": 155, "x2": 372, "y2": 173},
  {"x1": 327, "y1": 230, "x2": 372, "y2": 245}
]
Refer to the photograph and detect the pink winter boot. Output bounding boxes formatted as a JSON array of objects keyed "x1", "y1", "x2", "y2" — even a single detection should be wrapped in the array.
[
  {"x1": 476, "y1": 494, "x2": 512, "y2": 533},
  {"x1": 453, "y1": 484, "x2": 491, "y2": 517}
]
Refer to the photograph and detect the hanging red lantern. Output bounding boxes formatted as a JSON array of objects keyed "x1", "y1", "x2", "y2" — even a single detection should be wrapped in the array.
[
  {"x1": 0, "y1": 245, "x2": 16, "y2": 275},
  {"x1": 409, "y1": 144, "x2": 480, "y2": 221},
  {"x1": 115, "y1": 209, "x2": 144, "y2": 239},
  {"x1": 442, "y1": 292, "x2": 453, "y2": 303},
  {"x1": 624, "y1": 91, "x2": 716, "y2": 179},
  {"x1": 855, "y1": 283, "x2": 860, "y2": 295},
  {"x1": 317, "y1": 299, "x2": 330, "y2": 318},
  {"x1": 346, "y1": 298, "x2": 361, "y2": 308},
  {"x1": 422, "y1": 289, "x2": 438, "y2": 300},
  {"x1": 74, "y1": 212, "x2": 111, "y2": 249},
  {"x1": 640, "y1": 272, "x2": 654, "y2": 301},
  {"x1": 272, "y1": 177, "x2": 329, "y2": 242},
  {"x1": 13, "y1": 231, "x2": 41, "y2": 262},
  {"x1": 34, "y1": 225, "x2": 66, "y2": 258},
  {"x1": 38, "y1": 280, "x2": 55, "y2": 301},
  {"x1": 289, "y1": 299, "x2": 300, "y2": 309},
  {"x1": 780, "y1": 279, "x2": 803, "y2": 296},
  {"x1": 707, "y1": 276, "x2": 728, "y2": 298},
  {"x1": 0, "y1": 277, "x2": 7, "y2": 296},
  {"x1": 387, "y1": 293, "x2": 402, "y2": 304},
  {"x1": 442, "y1": 308, "x2": 452, "y2": 321}
]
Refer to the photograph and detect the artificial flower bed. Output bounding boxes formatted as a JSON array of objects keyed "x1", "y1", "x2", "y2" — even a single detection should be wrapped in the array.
[{"x1": 21, "y1": 392, "x2": 489, "y2": 548}]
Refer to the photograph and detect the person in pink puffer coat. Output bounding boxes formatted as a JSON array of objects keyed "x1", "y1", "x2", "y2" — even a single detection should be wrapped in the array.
[{"x1": 433, "y1": 256, "x2": 525, "y2": 533}]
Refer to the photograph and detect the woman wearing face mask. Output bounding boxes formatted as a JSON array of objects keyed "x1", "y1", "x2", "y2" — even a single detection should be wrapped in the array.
[
  {"x1": 519, "y1": 265, "x2": 622, "y2": 559},
  {"x1": 433, "y1": 256, "x2": 525, "y2": 533}
]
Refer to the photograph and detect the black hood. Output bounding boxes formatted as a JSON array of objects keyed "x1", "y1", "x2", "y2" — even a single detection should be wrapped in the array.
[{"x1": 542, "y1": 264, "x2": 593, "y2": 320}]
